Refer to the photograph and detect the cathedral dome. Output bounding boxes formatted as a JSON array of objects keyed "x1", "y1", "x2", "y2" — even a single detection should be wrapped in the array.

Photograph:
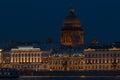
[{"x1": 63, "y1": 7, "x2": 81, "y2": 27}]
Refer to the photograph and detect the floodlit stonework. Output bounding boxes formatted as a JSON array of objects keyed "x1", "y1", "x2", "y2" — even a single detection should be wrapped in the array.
[
  {"x1": 84, "y1": 47, "x2": 120, "y2": 71},
  {"x1": 49, "y1": 53, "x2": 84, "y2": 71},
  {"x1": 10, "y1": 46, "x2": 51, "y2": 71}
]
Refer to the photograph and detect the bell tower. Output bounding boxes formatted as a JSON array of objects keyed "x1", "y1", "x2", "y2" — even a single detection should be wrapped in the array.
[{"x1": 60, "y1": 7, "x2": 84, "y2": 46}]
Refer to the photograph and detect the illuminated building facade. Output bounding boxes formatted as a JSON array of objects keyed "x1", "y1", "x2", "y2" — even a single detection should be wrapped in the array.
[
  {"x1": 0, "y1": 49, "x2": 3, "y2": 68},
  {"x1": 2, "y1": 51, "x2": 11, "y2": 68},
  {"x1": 0, "y1": 49, "x2": 3, "y2": 64},
  {"x1": 10, "y1": 46, "x2": 51, "y2": 71},
  {"x1": 61, "y1": 7, "x2": 84, "y2": 46},
  {"x1": 84, "y1": 47, "x2": 120, "y2": 71},
  {"x1": 49, "y1": 54, "x2": 84, "y2": 71},
  {"x1": 0, "y1": 7, "x2": 120, "y2": 72}
]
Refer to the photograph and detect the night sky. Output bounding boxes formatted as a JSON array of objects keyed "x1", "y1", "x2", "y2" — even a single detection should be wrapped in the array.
[{"x1": 0, "y1": 0, "x2": 120, "y2": 46}]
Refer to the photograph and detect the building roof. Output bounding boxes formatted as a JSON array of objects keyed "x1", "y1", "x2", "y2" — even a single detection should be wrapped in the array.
[
  {"x1": 52, "y1": 44, "x2": 84, "y2": 54},
  {"x1": 63, "y1": 7, "x2": 81, "y2": 28}
]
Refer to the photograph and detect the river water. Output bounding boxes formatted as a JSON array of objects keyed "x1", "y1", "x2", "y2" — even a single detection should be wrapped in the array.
[{"x1": 1, "y1": 76, "x2": 120, "y2": 80}]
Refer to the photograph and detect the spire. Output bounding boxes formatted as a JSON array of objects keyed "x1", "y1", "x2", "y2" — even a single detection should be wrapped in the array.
[{"x1": 70, "y1": 7, "x2": 74, "y2": 14}]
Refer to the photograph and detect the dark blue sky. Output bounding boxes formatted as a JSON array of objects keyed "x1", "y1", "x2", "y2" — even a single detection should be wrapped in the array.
[{"x1": 0, "y1": 0, "x2": 120, "y2": 45}]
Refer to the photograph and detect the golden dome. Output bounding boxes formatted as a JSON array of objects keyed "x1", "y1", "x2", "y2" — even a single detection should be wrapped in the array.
[{"x1": 63, "y1": 7, "x2": 81, "y2": 27}]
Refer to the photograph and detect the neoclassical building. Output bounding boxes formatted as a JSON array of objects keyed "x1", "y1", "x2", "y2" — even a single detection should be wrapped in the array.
[
  {"x1": 0, "y1": 49, "x2": 3, "y2": 64},
  {"x1": 60, "y1": 7, "x2": 84, "y2": 46},
  {"x1": 2, "y1": 51, "x2": 11, "y2": 68},
  {"x1": 84, "y1": 47, "x2": 120, "y2": 71},
  {"x1": 0, "y1": 49, "x2": 3, "y2": 68},
  {"x1": 49, "y1": 54, "x2": 84, "y2": 71},
  {"x1": 10, "y1": 46, "x2": 51, "y2": 71},
  {"x1": 1, "y1": 7, "x2": 120, "y2": 72}
]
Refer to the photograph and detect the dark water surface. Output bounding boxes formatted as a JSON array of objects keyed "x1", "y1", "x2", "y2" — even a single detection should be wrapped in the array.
[{"x1": 1, "y1": 76, "x2": 120, "y2": 80}]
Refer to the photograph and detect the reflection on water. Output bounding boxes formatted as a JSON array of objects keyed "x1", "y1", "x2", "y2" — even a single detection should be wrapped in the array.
[{"x1": 1, "y1": 77, "x2": 120, "y2": 80}]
